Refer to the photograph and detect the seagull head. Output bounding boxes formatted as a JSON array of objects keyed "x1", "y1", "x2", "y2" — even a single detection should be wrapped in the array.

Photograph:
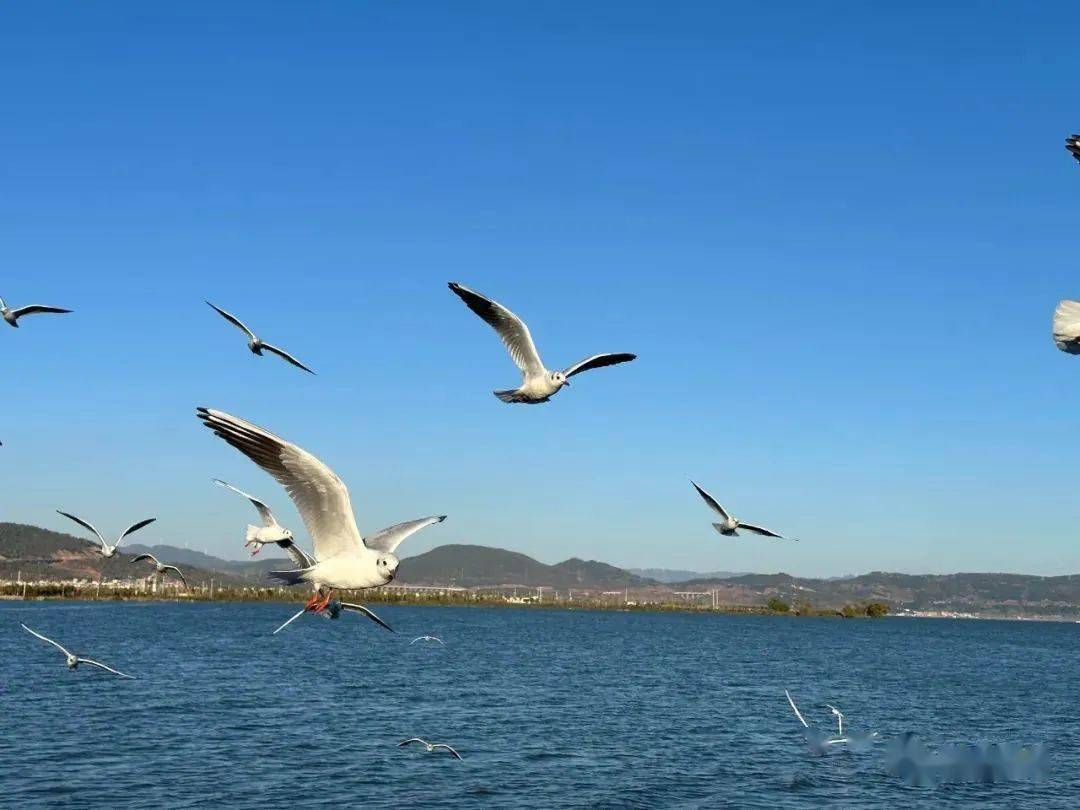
[
  {"x1": 101, "y1": 545, "x2": 117, "y2": 558},
  {"x1": 377, "y1": 553, "x2": 399, "y2": 583},
  {"x1": 550, "y1": 371, "x2": 569, "y2": 388}
]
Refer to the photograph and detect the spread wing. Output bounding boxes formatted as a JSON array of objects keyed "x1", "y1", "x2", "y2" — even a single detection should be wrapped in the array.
[
  {"x1": 214, "y1": 479, "x2": 279, "y2": 527},
  {"x1": 129, "y1": 554, "x2": 159, "y2": 565},
  {"x1": 279, "y1": 540, "x2": 316, "y2": 568},
  {"x1": 562, "y1": 353, "x2": 636, "y2": 378},
  {"x1": 1067, "y1": 134, "x2": 1080, "y2": 164},
  {"x1": 206, "y1": 301, "x2": 257, "y2": 341},
  {"x1": 77, "y1": 658, "x2": 134, "y2": 678},
  {"x1": 448, "y1": 282, "x2": 544, "y2": 376},
  {"x1": 197, "y1": 408, "x2": 364, "y2": 560},
  {"x1": 785, "y1": 690, "x2": 810, "y2": 728},
  {"x1": 339, "y1": 602, "x2": 394, "y2": 632},
  {"x1": 261, "y1": 342, "x2": 316, "y2": 374},
  {"x1": 117, "y1": 518, "x2": 156, "y2": 546},
  {"x1": 364, "y1": 516, "x2": 446, "y2": 554},
  {"x1": 22, "y1": 624, "x2": 72, "y2": 657},
  {"x1": 739, "y1": 522, "x2": 786, "y2": 539},
  {"x1": 398, "y1": 739, "x2": 428, "y2": 748},
  {"x1": 1053, "y1": 299, "x2": 1080, "y2": 353},
  {"x1": 55, "y1": 511, "x2": 107, "y2": 548},
  {"x1": 162, "y1": 566, "x2": 188, "y2": 587},
  {"x1": 11, "y1": 305, "x2": 72, "y2": 319},
  {"x1": 433, "y1": 744, "x2": 463, "y2": 760},
  {"x1": 690, "y1": 481, "x2": 729, "y2": 521}
]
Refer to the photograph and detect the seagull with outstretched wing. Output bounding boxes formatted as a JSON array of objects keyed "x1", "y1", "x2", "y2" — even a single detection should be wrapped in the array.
[
  {"x1": 197, "y1": 408, "x2": 446, "y2": 626},
  {"x1": 22, "y1": 624, "x2": 134, "y2": 678},
  {"x1": 129, "y1": 553, "x2": 188, "y2": 587},
  {"x1": 410, "y1": 635, "x2": 444, "y2": 645},
  {"x1": 689, "y1": 480, "x2": 791, "y2": 540},
  {"x1": 206, "y1": 301, "x2": 315, "y2": 374},
  {"x1": 214, "y1": 479, "x2": 302, "y2": 559},
  {"x1": 55, "y1": 511, "x2": 156, "y2": 558},
  {"x1": 447, "y1": 282, "x2": 635, "y2": 403},
  {"x1": 0, "y1": 296, "x2": 72, "y2": 328},
  {"x1": 398, "y1": 738, "x2": 463, "y2": 760},
  {"x1": 1067, "y1": 133, "x2": 1080, "y2": 164}
]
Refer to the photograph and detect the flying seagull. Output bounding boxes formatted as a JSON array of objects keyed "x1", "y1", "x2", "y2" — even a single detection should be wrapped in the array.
[
  {"x1": 129, "y1": 553, "x2": 188, "y2": 587},
  {"x1": 197, "y1": 407, "x2": 446, "y2": 617},
  {"x1": 1067, "y1": 133, "x2": 1080, "y2": 164},
  {"x1": 56, "y1": 511, "x2": 156, "y2": 558},
  {"x1": 785, "y1": 690, "x2": 878, "y2": 753},
  {"x1": 21, "y1": 624, "x2": 134, "y2": 678},
  {"x1": 447, "y1": 281, "x2": 635, "y2": 404},
  {"x1": 410, "y1": 635, "x2": 444, "y2": 645},
  {"x1": 206, "y1": 301, "x2": 315, "y2": 374},
  {"x1": 0, "y1": 296, "x2": 72, "y2": 328},
  {"x1": 272, "y1": 598, "x2": 394, "y2": 635},
  {"x1": 1052, "y1": 300, "x2": 1080, "y2": 354},
  {"x1": 214, "y1": 479, "x2": 298, "y2": 557},
  {"x1": 690, "y1": 481, "x2": 790, "y2": 540},
  {"x1": 398, "y1": 738, "x2": 463, "y2": 760}
]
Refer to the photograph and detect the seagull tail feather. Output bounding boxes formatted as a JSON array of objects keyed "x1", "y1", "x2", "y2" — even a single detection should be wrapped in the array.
[
  {"x1": 245, "y1": 525, "x2": 261, "y2": 543},
  {"x1": 269, "y1": 567, "x2": 313, "y2": 586},
  {"x1": 493, "y1": 388, "x2": 524, "y2": 403}
]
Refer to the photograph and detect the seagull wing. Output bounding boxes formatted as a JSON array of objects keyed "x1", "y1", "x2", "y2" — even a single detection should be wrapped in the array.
[
  {"x1": 433, "y1": 744, "x2": 463, "y2": 760},
  {"x1": 77, "y1": 658, "x2": 134, "y2": 678},
  {"x1": 117, "y1": 518, "x2": 157, "y2": 547},
  {"x1": 785, "y1": 690, "x2": 810, "y2": 728},
  {"x1": 689, "y1": 481, "x2": 729, "y2": 521},
  {"x1": 1067, "y1": 134, "x2": 1080, "y2": 164},
  {"x1": 272, "y1": 608, "x2": 308, "y2": 635},
  {"x1": 21, "y1": 624, "x2": 73, "y2": 657},
  {"x1": 398, "y1": 738, "x2": 428, "y2": 747},
  {"x1": 1053, "y1": 299, "x2": 1080, "y2": 353},
  {"x1": 129, "y1": 554, "x2": 158, "y2": 565},
  {"x1": 162, "y1": 566, "x2": 188, "y2": 587},
  {"x1": 260, "y1": 342, "x2": 316, "y2": 374},
  {"x1": 206, "y1": 301, "x2": 257, "y2": 341},
  {"x1": 198, "y1": 408, "x2": 364, "y2": 560},
  {"x1": 339, "y1": 602, "x2": 395, "y2": 633},
  {"x1": 279, "y1": 540, "x2": 316, "y2": 569},
  {"x1": 56, "y1": 511, "x2": 107, "y2": 548},
  {"x1": 214, "y1": 479, "x2": 279, "y2": 527},
  {"x1": 448, "y1": 282, "x2": 544, "y2": 376},
  {"x1": 10, "y1": 305, "x2": 73, "y2": 319},
  {"x1": 739, "y1": 522, "x2": 787, "y2": 539},
  {"x1": 364, "y1": 516, "x2": 446, "y2": 554},
  {"x1": 562, "y1": 353, "x2": 636, "y2": 379}
]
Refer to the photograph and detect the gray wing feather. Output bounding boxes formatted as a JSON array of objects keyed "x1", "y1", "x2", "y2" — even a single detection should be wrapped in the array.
[{"x1": 364, "y1": 515, "x2": 446, "y2": 554}]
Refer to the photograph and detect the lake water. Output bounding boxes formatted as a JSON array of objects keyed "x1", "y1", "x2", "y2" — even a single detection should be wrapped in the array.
[{"x1": 1, "y1": 602, "x2": 1077, "y2": 808}]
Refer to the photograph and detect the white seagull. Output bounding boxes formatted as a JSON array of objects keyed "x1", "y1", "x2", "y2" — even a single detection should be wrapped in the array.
[
  {"x1": 214, "y1": 479, "x2": 298, "y2": 557},
  {"x1": 56, "y1": 511, "x2": 156, "y2": 558},
  {"x1": 22, "y1": 624, "x2": 134, "y2": 678},
  {"x1": 1067, "y1": 133, "x2": 1080, "y2": 165},
  {"x1": 206, "y1": 301, "x2": 315, "y2": 374},
  {"x1": 690, "y1": 481, "x2": 790, "y2": 540},
  {"x1": 197, "y1": 407, "x2": 446, "y2": 615},
  {"x1": 1052, "y1": 300, "x2": 1080, "y2": 354},
  {"x1": 398, "y1": 738, "x2": 463, "y2": 760},
  {"x1": 0, "y1": 296, "x2": 72, "y2": 328},
  {"x1": 129, "y1": 553, "x2": 188, "y2": 587},
  {"x1": 785, "y1": 691, "x2": 878, "y2": 752},
  {"x1": 447, "y1": 281, "x2": 636, "y2": 404},
  {"x1": 410, "y1": 635, "x2": 445, "y2": 645}
]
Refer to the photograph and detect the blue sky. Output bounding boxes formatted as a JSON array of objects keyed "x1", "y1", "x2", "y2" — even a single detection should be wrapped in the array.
[{"x1": 3, "y1": 2, "x2": 1080, "y2": 577}]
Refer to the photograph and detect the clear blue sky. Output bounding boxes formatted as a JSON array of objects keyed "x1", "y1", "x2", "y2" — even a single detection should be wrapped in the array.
[{"x1": 3, "y1": 2, "x2": 1079, "y2": 577}]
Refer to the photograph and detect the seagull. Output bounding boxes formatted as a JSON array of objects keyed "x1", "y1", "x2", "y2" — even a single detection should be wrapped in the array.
[
  {"x1": 1067, "y1": 133, "x2": 1080, "y2": 164},
  {"x1": 1052, "y1": 300, "x2": 1080, "y2": 354},
  {"x1": 398, "y1": 738, "x2": 463, "y2": 760},
  {"x1": 56, "y1": 511, "x2": 156, "y2": 558},
  {"x1": 21, "y1": 624, "x2": 134, "y2": 678},
  {"x1": 690, "y1": 481, "x2": 790, "y2": 540},
  {"x1": 272, "y1": 598, "x2": 394, "y2": 635},
  {"x1": 447, "y1": 282, "x2": 636, "y2": 404},
  {"x1": 129, "y1": 553, "x2": 188, "y2": 587},
  {"x1": 214, "y1": 479, "x2": 298, "y2": 557},
  {"x1": 0, "y1": 296, "x2": 72, "y2": 328},
  {"x1": 206, "y1": 301, "x2": 315, "y2": 374},
  {"x1": 197, "y1": 407, "x2": 446, "y2": 617},
  {"x1": 410, "y1": 635, "x2": 444, "y2": 645},
  {"x1": 785, "y1": 690, "x2": 877, "y2": 752}
]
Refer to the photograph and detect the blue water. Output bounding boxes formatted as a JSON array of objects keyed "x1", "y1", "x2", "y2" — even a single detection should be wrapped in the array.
[{"x1": 1, "y1": 602, "x2": 1077, "y2": 808}]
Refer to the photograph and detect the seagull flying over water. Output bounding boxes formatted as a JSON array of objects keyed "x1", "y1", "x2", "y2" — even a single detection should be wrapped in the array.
[
  {"x1": 272, "y1": 597, "x2": 394, "y2": 635},
  {"x1": 398, "y1": 738, "x2": 463, "y2": 760},
  {"x1": 410, "y1": 635, "x2": 444, "y2": 645},
  {"x1": 1067, "y1": 133, "x2": 1080, "y2": 164},
  {"x1": 129, "y1": 553, "x2": 188, "y2": 587},
  {"x1": 21, "y1": 624, "x2": 133, "y2": 678},
  {"x1": 206, "y1": 301, "x2": 315, "y2": 374},
  {"x1": 785, "y1": 690, "x2": 877, "y2": 753},
  {"x1": 0, "y1": 296, "x2": 72, "y2": 328},
  {"x1": 214, "y1": 479, "x2": 299, "y2": 557},
  {"x1": 447, "y1": 282, "x2": 636, "y2": 404},
  {"x1": 690, "y1": 481, "x2": 790, "y2": 540},
  {"x1": 56, "y1": 511, "x2": 156, "y2": 558},
  {"x1": 197, "y1": 408, "x2": 446, "y2": 616}
]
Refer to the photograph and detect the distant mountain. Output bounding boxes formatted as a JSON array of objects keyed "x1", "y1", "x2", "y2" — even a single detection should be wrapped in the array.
[{"x1": 628, "y1": 568, "x2": 749, "y2": 584}]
